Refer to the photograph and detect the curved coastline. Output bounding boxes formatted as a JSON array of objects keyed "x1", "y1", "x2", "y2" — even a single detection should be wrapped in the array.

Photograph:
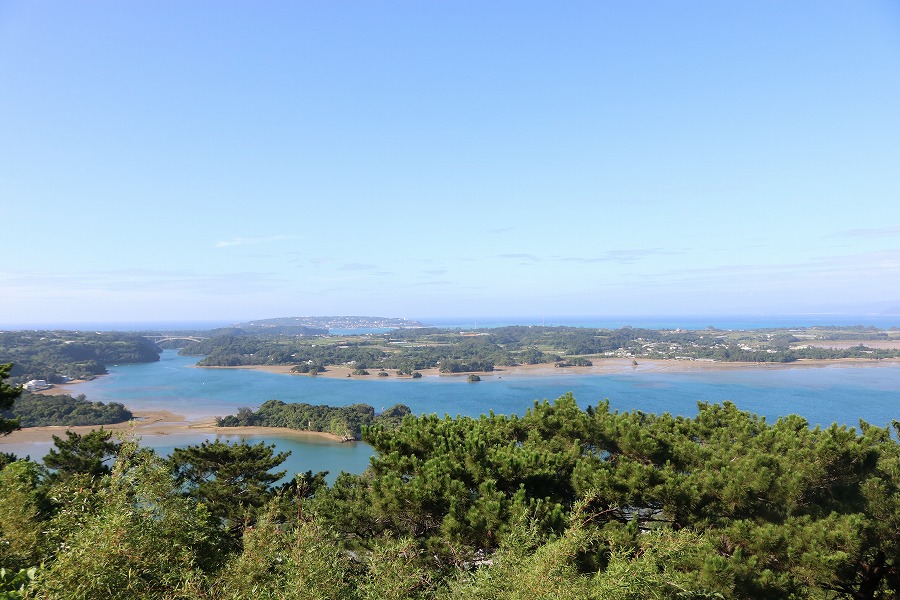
[{"x1": 6, "y1": 355, "x2": 899, "y2": 447}]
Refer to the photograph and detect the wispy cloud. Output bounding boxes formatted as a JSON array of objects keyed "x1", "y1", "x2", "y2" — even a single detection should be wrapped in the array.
[
  {"x1": 215, "y1": 235, "x2": 297, "y2": 248},
  {"x1": 338, "y1": 263, "x2": 378, "y2": 271},
  {"x1": 558, "y1": 248, "x2": 678, "y2": 264},
  {"x1": 832, "y1": 226, "x2": 900, "y2": 239},
  {"x1": 397, "y1": 280, "x2": 455, "y2": 289},
  {"x1": 1, "y1": 268, "x2": 283, "y2": 295},
  {"x1": 500, "y1": 253, "x2": 540, "y2": 263},
  {"x1": 652, "y1": 249, "x2": 900, "y2": 286}
]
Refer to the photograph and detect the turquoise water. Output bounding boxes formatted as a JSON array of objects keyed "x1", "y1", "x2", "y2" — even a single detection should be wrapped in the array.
[
  {"x1": 81, "y1": 351, "x2": 900, "y2": 428},
  {"x1": 4, "y1": 350, "x2": 900, "y2": 480}
]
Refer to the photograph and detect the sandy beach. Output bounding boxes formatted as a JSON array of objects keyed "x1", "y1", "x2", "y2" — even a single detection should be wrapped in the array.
[
  {"x1": 243, "y1": 356, "x2": 900, "y2": 381},
  {"x1": 32, "y1": 380, "x2": 94, "y2": 396},
  {"x1": 0, "y1": 408, "x2": 346, "y2": 446}
]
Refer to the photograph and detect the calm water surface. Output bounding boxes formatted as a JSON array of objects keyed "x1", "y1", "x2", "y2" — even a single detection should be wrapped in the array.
[
  {"x1": 84, "y1": 351, "x2": 900, "y2": 426},
  {"x1": 5, "y1": 350, "x2": 900, "y2": 480}
]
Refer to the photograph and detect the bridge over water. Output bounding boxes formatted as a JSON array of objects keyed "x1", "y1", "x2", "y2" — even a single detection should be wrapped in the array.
[{"x1": 144, "y1": 335, "x2": 210, "y2": 344}]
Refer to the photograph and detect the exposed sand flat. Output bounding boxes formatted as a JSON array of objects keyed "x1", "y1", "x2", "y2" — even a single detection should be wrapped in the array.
[
  {"x1": 32, "y1": 381, "x2": 93, "y2": 396},
  {"x1": 238, "y1": 357, "x2": 900, "y2": 380},
  {"x1": 0, "y1": 409, "x2": 345, "y2": 445}
]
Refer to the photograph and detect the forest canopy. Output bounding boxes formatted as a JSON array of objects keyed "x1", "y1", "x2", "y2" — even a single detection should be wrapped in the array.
[
  {"x1": 180, "y1": 325, "x2": 900, "y2": 370},
  {"x1": 1, "y1": 391, "x2": 132, "y2": 428},
  {"x1": 2, "y1": 393, "x2": 899, "y2": 599},
  {"x1": 0, "y1": 331, "x2": 161, "y2": 385},
  {"x1": 216, "y1": 400, "x2": 411, "y2": 439}
]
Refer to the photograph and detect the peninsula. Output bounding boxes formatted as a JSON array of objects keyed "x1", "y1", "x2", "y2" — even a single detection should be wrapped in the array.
[{"x1": 179, "y1": 323, "x2": 900, "y2": 375}]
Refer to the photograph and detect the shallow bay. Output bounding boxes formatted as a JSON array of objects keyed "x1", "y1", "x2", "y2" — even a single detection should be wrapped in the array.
[{"x1": 3, "y1": 350, "x2": 899, "y2": 480}]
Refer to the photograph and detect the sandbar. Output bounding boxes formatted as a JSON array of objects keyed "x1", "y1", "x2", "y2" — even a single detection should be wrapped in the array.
[
  {"x1": 0, "y1": 408, "x2": 345, "y2": 446},
  {"x1": 234, "y1": 356, "x2": 900, "y2": 381}
]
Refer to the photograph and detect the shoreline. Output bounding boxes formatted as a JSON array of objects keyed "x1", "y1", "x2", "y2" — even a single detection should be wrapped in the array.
[
  {"x1": 35, "y1": 354, "x2": 900, "y2": 396},
  {"x1": 6, "y1": 354, "x2": 897, "y2": 447},
  {"x1": 0, "y1": 409, "x2": 347, "y2": 446},
  {"x1": 32, "y1": 379, "x2": 95, "y2": 396},
  {"x1": 222, "y1": 356, "x2": 900, "y2": 380}
]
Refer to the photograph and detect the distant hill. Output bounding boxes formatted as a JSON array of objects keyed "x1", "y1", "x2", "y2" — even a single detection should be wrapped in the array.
[{"x1": 233, "y1": 316, "x2": 425, "y2": 331}]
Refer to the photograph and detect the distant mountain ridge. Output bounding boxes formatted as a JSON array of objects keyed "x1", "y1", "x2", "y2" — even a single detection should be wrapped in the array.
[{"x1": 233, "y1": 316, "x2": 425, "y2": 330}]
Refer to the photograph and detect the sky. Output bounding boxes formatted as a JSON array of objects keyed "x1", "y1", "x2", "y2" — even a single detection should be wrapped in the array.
[{"x1": 2, "y1": 1, "x2": 900, "y2": 327}]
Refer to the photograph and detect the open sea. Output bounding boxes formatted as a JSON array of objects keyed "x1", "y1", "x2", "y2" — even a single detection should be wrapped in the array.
[
  {"x1": 3, "y1": 313, "x2": 899, "y2": 332},
  {"x1": 423, "y1": 314, "x2": 900, "y2": 331},
  {"x1": 3, "y1": 348, "x2": 899, "y2": 482}
]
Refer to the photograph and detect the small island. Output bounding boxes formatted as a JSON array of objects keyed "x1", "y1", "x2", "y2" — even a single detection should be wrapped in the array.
[{"x1": 216, "y1": 400, "x2": 411, "y2": 441}]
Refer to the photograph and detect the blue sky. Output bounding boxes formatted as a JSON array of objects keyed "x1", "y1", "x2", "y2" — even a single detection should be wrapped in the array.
[{"x1": 2, "y1": 1, "x2": 899, "y2": 326}]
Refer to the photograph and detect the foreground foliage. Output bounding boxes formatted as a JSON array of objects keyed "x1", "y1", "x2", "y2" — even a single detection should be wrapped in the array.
[
  {"x1": 169, "y1": 439, "x2": 291, "y2": 534},
  {"x1": 0, "y1": 364, "x2": 20, "y2": 436},
  {"x1": 1, "y1": 394, "x2": 899, "y2": 599}
]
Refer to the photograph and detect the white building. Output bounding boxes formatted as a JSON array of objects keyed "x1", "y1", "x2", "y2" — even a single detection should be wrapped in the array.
[{"x1": 23, "y1": 379, "x2": 51, "y2": 391}]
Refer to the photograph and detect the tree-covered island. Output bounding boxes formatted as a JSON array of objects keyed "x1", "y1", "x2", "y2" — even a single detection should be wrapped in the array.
[
  {"x1": 233, "y1": 315, "x2": 424, "y2": 332},
  {"x1": 216, "y1": 401, "x2": 411, "y2": 440}
]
